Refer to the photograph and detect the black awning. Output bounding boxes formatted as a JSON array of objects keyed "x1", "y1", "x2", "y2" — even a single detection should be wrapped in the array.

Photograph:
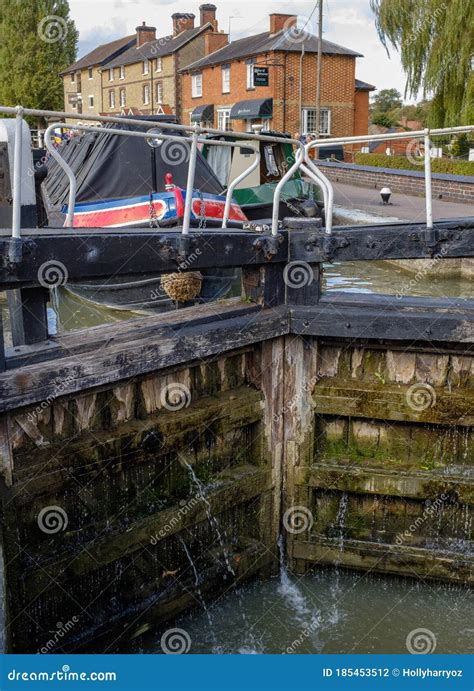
[
  {"x1": 191, "y1": 104, "x2": 214, "y2": 123},
  {"x1": 229, "y1": 98, "x2": 273, "y2": 120}
]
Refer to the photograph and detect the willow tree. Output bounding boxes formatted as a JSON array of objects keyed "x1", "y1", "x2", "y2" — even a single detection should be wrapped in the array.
[{"x1": 370, "y1": 0, "x2": 474, "y2": 127}]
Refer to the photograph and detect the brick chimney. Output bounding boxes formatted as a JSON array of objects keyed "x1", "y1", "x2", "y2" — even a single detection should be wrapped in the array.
[
  {"x1": 269, "y1": 13, "x2": 297, "y2": 34},
  {"x1": 172, "y1": 13, "x2": 195, "y2": 36},
  {"x1": 205, "y1": 32, "x2": 228, "y2": 55},
  {"x1": 200, "y1": 4, "x2": 218, "y2": 30},
  {"x1": 136, "y1": 22, "x2": 156, "y2": 47}
]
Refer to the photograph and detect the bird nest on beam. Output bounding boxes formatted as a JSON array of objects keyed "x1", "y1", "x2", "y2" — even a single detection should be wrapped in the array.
[{"x1": 160, "y1": 271, "x2": 203, "y2": 302}]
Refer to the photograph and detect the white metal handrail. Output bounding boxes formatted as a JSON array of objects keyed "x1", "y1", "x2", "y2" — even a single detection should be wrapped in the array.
[
  {"x1": 43, "y1": 122, "x2": 260, "y2": 231},
  {"x1": 305, "y1": 125, "x2": 474, "y2": 233},
  {"x1": 2, "y1": 103, "x2": 302, "y2": 237},
  {"x1": 2, "y1": 103, "x2": 473, "y2": 239}
]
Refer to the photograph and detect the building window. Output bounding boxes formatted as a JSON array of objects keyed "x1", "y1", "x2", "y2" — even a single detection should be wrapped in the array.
[
  {"x1": 120, "y1": 65, "x2": 125, "y2": 79},
  {"x1": 109, "y1": 90, "x2": 115, "y2": 109},
  {"x1": 222, "y1": 65, "x2": 230, "y2": 93},
  {"x1": 88, "y1": 95, "x2": 94, "y2": 108},
  {"x1": 88, "y1": 67, "x2": 93, "y2": 79},
  {"x1": 119, "y1": 88, "x2": 126, "y2": 107},
  {"x1": 143, "y1": 59, "x2": 149, "y2": 75},
  {"x1": 156, "y1": 57, "x2": 162, "y2": 72},
  {"x1": 143, "y1": 83, "x2": 150, "y2": 105},
  {"x1": 192, "y1": 72, "x2": 202, "y2": 98},
  {"x1": 70, "y1": 73, "x2": 75, "y2": 82},
  {"x1": 246, "y1": 59, "x2": 256, "y2": 89},
  {"x1": 156, "y1": 81, "x2": 163, "y2": 104},
  {"x1": 109, "y1": 68, "x2": 114, "y2": 81},
  {"x1": 217, "y1": 108, "x2": 231, "y2": 132},
  {"x1": 302, "y1": 107, "x2": 331, "y2": 135}
]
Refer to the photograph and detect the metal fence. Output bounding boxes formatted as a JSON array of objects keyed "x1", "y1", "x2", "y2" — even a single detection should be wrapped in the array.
[{"x1": 1, "y1": 104, "x2": 473, "y2": 240}]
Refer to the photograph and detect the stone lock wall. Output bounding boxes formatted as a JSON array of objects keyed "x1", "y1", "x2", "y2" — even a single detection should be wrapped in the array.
[{"x1": 0, "y1": 345, "x2": 280, "y2": 653}]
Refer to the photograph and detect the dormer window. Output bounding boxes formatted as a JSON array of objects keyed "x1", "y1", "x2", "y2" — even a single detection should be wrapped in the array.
[{"x1": 143, "y1": 59, "x2": 149, "y2": 75}]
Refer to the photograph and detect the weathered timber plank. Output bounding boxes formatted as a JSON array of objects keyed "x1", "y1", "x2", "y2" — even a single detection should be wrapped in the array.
[
  {"x1": 18, "y1": 465, "x2": 272, "y2": 583},
  {"x1": 290, "y1": 218, "x2": 474, "y2": 262},
  {"x1": 292, "y1": 298, "x2": 474, "y2": 343},
  {"x1": 312, "y1": 379, "x2": 473, "y2": 426},
  {"x1": 11, "y1": 386, "x2": 264, "y2": 484},
  {"x1": 7, "y1": 288, "x2": 49, "y2": 346},
  {"x1": 0, "y1": 231, "x2": 289, "y2": 288},
  {"x1": 0, "y1": 307, "x2": 288, "y2": 412},
  {"x1": 294, "y1": 464, "x2": 474, "y2": 504},
  {"x1": 293, "y1": 538, "x2": 474, "y2": 583},
  {"x1": 5, "y1": 298, "x2": 259, "y2": 368}
]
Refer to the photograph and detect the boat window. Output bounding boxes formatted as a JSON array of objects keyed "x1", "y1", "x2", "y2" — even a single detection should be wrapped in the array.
[{"x1": 206, "y1": 144, "x2": 232, "y2": 187}]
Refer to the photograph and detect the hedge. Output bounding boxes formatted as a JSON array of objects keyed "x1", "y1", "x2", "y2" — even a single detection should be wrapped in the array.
[{"x1": 354, "y1": 153, "x2": 474, "y2": 177}]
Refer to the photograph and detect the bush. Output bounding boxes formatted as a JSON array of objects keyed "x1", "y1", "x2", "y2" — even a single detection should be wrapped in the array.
[{"x1": 354, "y1": 153, "x2": 474, "y2": 177}]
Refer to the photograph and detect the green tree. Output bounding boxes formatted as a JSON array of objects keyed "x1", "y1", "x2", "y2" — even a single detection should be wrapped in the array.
[
  {"x1": 0, "y1": 0, "x2": 77, "y2": 126},
  {"x1": 370, "y1": 88, "x2": 402, "y2": 114},
  {"x1": 370, "y1": 0, "x2": 474, "y2": 127},
  {"x1": 371, "y1": 112, "x2": 396, "y2": 128}
]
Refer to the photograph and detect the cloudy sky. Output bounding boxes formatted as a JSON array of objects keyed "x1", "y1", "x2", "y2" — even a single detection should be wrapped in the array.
[{"x1": 69, "y1": 0, "x2": 417, "y2": 102}]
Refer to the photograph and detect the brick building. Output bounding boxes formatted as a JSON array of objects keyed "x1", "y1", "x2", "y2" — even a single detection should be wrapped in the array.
[
  {"x1": 61, "y1": 5, "x2": 228, "y2": 120},
  {"x1": 61, "y1": 35, "x2": 136, "y2": 117},
  {"x1": 181, "y1": 13, "x2": 375, "y2": 138}
]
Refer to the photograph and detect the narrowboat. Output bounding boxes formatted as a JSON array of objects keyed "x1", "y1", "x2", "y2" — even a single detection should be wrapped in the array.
[
  {"x1": 40, "y1": 118, "x2": 244, "y2": 311},
  {"x1": 201, "y1": 131, "x2": 323, "y2": 221}
]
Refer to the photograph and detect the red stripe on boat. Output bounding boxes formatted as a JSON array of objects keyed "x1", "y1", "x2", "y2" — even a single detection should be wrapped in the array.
[
  {"x1": 70, "y1": 200, "x2": 166, "y2": 228},
  {"x1": 192, "y1": 199, "x2": 247, "y2": 222}
]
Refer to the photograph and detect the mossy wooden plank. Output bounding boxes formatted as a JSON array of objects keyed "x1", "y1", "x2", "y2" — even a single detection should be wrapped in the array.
[
  {"x1": 18, "y1": 465, "x2": 272, "y2": 588},
  {"x1": 295, "y1": 464, "x2": 474, "y2": 504},
  {"x1": 293, "y1": 538, "x2": 474, "y2": 583},
  {"x1": 313, "y1": 380, "x2": 474, "y2": 426}
]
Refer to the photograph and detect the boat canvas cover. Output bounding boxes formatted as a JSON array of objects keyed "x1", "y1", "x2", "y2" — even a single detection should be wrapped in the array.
[{"x1": 42, "y1": 119, "x2": 224, "y2": 209}]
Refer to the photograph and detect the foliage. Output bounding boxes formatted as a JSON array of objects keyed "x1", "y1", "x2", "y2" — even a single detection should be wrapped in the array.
[
  {"x1": 0, "y1": 0, "x2": 77, "y2": 124},
  {"x1": 450, "y1": 134, "x2": 470, "y2": 158},
  {"x1": 370, "y1": 0, "x2": 474, "y2": 127},
  {"x1": 354, "y1": 152, "x2": 474, "y2": 177},
  {"x1": 392, "y1": 100, "x2": 431, "y2": 127},
  {"x1": 370, "y1": 88, "x2": 402, "y2": 113},
  {"x1": 371, "y1": 112, "x2": 396, "y2": 128}
]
